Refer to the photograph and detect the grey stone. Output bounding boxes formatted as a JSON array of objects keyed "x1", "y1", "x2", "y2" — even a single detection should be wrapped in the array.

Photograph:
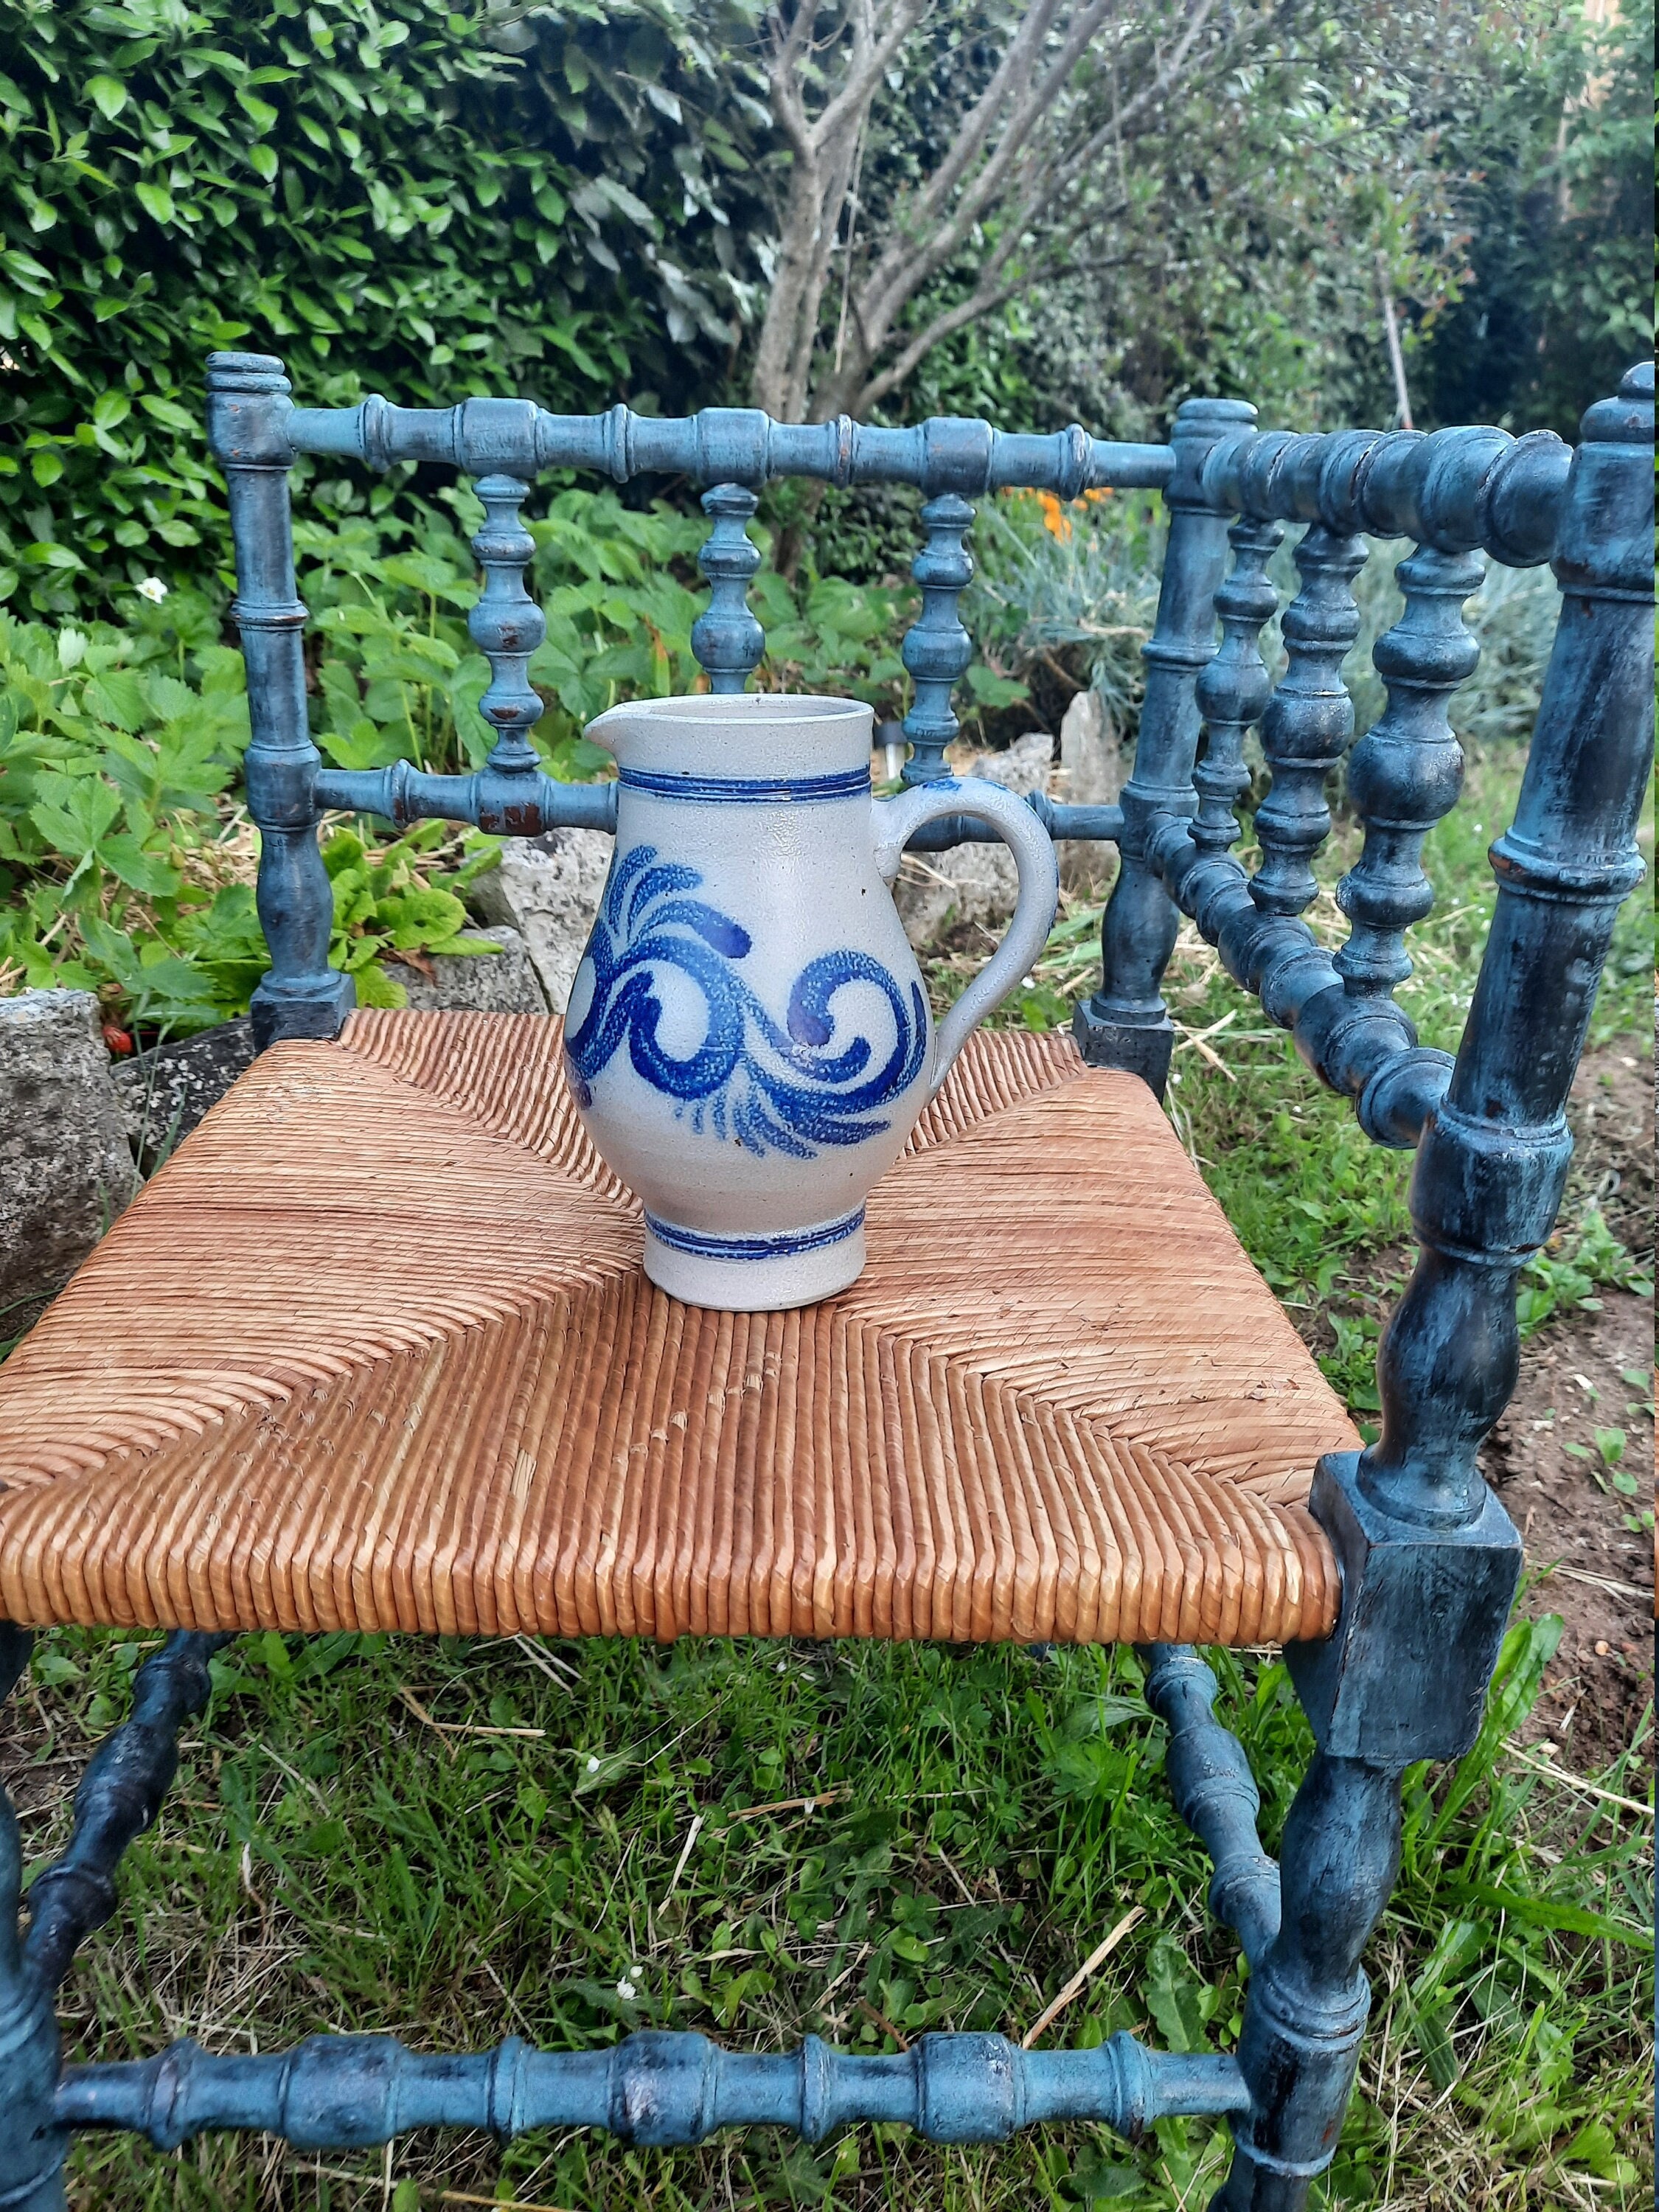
[
  {"x1": 1056, "y1": 688, "x2": 1127, "y2": 893},
  {"x1": 114, "y1": 1016, "x2": 257, "y2": 1170},
  {"x1": 467, "y1": 829, "x2": 613, "y2": 1013},
  {"x1": 0, "y1": 990, "x2": 136, "y2": 1306},
  {"x1": 382, "y1": 925, "x2": 550, "y2": 1018},
  {"x1": 894, "y1": 731, "x2": 1055, "y2": 950}
]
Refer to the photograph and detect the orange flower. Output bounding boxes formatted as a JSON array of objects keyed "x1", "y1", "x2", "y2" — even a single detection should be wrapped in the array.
[{"x1": 1034, "y1": 485, "x2": 1113, "y2": 540}]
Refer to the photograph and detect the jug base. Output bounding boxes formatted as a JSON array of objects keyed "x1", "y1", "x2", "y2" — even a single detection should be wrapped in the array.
[{"x1": 642, "y1": 1206, "x2": 866, "y2": 1312}]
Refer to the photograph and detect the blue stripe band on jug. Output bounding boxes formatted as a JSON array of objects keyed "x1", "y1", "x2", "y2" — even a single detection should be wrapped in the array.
[
  {"x1": 619, "y1": 767, "x2": 872, "y2": 804},
  {"x1": 644, "y1": 1208, "x2": 866, "y2": 1262}
]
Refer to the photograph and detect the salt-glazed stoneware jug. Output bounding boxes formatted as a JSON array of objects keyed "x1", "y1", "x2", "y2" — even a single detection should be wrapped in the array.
[{"x1": 563, "y1": 694, "x2": 1060, "y2": 1310}]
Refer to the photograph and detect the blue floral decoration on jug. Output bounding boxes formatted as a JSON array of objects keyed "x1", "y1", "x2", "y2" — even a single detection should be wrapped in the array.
[{"x1": 564, "y1": 844, "x2": 927, "y2": 1159}]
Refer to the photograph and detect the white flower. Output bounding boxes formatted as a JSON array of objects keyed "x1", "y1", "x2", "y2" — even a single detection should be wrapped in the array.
[
  {"x1": 617, "y1": 1978, "x2": 637, "y2": 2000},
  {"x1": 585, "y1": 1755, "x2": 601, "y2": 1773},
  {"x1": 136, "y1": 577, "x2": 169, "y2": 604}
]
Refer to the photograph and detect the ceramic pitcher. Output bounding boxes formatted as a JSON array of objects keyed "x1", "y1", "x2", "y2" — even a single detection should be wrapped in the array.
[{"x1": 563, "y1": 694, "x2": 1060, "y2": 1310}]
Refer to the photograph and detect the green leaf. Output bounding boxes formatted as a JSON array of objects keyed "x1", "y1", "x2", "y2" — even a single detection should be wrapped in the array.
[
  {"x1": 236, "y1": 88, "x2": 279, "y2": 133},
  {"x1": 133, "y1": 398, "x2": 193, "y2": 439},
  {"x1": 86, "y1": 74, "x2": 128, "y2": 121},
  {"x1": 133, "y1": 181, "x2": 175, "y2": 224},
  {"x1": 29, "y1": 773, "x2": 122, "y2": 858},
  {"x1": 1560, "y1": 2119, "x2": 1640, "y2": 2185},
  {"x1": 0, "y1": 248, "x2": 52, "y2": 291},
  {"x1": 1142, "y1": 1937, "x2": 1209, "y2": 2053},
  {"x1": 97, "y1": 832, "x2": 183, "y2": 896},
  {"x1": 1409, "y1": 1997, "x2": 1458, "y2": 2090},
  {"x1": 349, "y1": 959, "x2": 408, "y2": 1009},
  {"x1": 1446, "y1": 1881, "x2": 1654, "y2": 1951},
  {"x1": 1066, "y1": 2152, "x2": 1144, "y2": 2202}
]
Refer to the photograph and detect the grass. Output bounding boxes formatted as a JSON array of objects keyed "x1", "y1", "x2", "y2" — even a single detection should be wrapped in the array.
[{"x1": 11, "y1": 728, "x2": 1656, "y2": 2211}]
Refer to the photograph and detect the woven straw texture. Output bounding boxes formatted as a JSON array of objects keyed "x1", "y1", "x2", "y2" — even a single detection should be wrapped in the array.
[{"x1": 0, "y1": 1012, "x2": 1351, "y2": 1645}]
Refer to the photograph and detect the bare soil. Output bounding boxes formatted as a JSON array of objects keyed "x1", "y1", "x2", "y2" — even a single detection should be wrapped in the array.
[
  {"x1": 1287, "y1": 1043, "x2": 1655, "y2": 1770},
  {"x1": 1557, "y1": 1037, "x2": 1654, "y2": 1263},
  {"x1": 1482, "y1": 1032, "x2": 1655, "y2": 1770},
  {"x1": 1486, "y1": 1287, "x2": 1653, "y2": 1767}
]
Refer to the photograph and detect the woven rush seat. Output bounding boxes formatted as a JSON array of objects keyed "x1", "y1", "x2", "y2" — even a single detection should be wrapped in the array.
[{"x1": 0, "y1": 1012, "x2": 1352, "y2": 1646}]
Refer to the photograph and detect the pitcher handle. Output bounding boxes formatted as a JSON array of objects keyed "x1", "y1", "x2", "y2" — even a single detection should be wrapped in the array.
[{"x1": 872, "y1": 775, "x2": 1060, "y2": 1096}]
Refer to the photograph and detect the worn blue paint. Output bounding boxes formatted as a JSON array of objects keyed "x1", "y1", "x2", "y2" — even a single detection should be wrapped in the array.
[
  {"x1": 313, "y1": 756, "x2": 621, "y2": 835},
  {"x1": 1211, "y1": 1753, "x2": 1404, "y2": 2211},
  {"x1": 23, "y1": 1633, "x2": 228, "y2": 1996},
  {"x1": 900, "y1": 493, "x2": 977, "y2": 782},
  {"x1": 284, "y1": 392, "x2": 1173, "y2": 495},
  {"x1": 565, "y1": 844, "x2": 926, "y2": 1156},
  {"x1": 690, "y1": 483, "x2": 765, "y2": 692},
  {"x1": 1141, "y1": 1646, "x2": 1281, "y2": 1969},
  {"x1": 1073, "y1": 397, "x2": 1255, "y2": 1091},
  {"x1": 206, "y1": 355, "x2": 354, "y2": 1052},
  {"x1": 2, "y1": 358, "x2": 1634, "y2": 2211},
  {"x1": 0, "y1": 1630, "x2": 228, "y2": 2211},
  {"x1": 56, "y1": 2025, "x2": 1246, "y2": 2152}
]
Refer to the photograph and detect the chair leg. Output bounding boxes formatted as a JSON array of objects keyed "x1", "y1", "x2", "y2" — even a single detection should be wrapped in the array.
[
  {"x1": 0, "y1": 1625, "x2": 228, "y2": 2210},
  {"x1": 0, "y1": 1624, "x2": 66, "y2": 2212},
  {"x1": 1210, "y1": 1752, "x2": 1402, "y2": 2211}
]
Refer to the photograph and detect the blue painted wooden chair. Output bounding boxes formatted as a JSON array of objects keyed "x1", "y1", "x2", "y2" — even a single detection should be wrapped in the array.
[{"x1": 0, "y1": 355, "x2": 1649, "y2": 2211}]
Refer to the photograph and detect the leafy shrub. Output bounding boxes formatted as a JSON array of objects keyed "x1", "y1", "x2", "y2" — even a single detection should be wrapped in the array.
[
  {"x1": 967, "y1": 488, "x2": 1164, "y2": 728},
  {"x1": 961, "y1": 486, "x2": 1563, "y2": 763},
  {"x1": 0, "y1": 0, "x2": 752, "y2": 623},
  {"x1": 0, "y1": 485, "x2": 926, "y2": 1032}
]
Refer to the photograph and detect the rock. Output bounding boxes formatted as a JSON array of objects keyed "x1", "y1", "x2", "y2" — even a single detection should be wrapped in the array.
[
  {"x1": 382, "y1": 925, "x2": 549, "y2": 1018},
  {"x1": 893, "y1": 731, "x2": 1055, "y2": 951},
  {"x1": 113, "y1": 1017, "x2": 257, "y2": 1172},
  {"x1": 0, "y1": 990, "x2": 136, "y2": 1307},
  {"x1": 467, "y1": 829, "x2": 613, "y2": 1013},
  {"x1": 1056, "y1": 688, "x2": 1127, "y2": 892}
]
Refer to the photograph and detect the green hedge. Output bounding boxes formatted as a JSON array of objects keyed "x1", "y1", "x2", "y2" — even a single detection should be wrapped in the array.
[{"x1": 0, "y1": 0, "x2": 741, "y2": 621}]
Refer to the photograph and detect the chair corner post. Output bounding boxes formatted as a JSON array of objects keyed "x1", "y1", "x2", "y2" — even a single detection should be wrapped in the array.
[
  {"x1": 1285, "y1": 1452, "x2": 1523, "y2": 1767},
  {"x1": 1343, "y1": 363, "x2": 1653, "y2": 1547},
  {"x1": 1077, "y1": 394, "x2": 1253, "y2": 1092},
  {"x1": 1208, "y1": 1753, "x2": 1402, "y2": 2212},
  {"x1": 1228, "y1": 373, "x2": 1653, "y2": 2199},
  {"x1": 0, "y1": 1636, "x2": 66, "y2": 2212},
  {"x1": 208, "y1": 351, "x2": 354, "y2": 1051}
]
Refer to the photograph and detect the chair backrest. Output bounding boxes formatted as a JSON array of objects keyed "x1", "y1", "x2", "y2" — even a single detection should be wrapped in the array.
[{"x1": 207, "y1": 350, "x2": 1655, "y2": 1536}]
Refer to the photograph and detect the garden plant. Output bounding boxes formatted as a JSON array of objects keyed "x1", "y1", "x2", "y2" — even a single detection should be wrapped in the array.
[{"x1": 0, "y1": 0, "x2": 1652, "y2": 2206}]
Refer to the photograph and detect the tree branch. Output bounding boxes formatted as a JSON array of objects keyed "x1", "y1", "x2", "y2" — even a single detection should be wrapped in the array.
[
  {"x1": 905, "y1": 0, "x2": 1071, "y2": 229},
  {"x1": 813, "y1": 0, "x2": 932, "y2": 153},
  {"x1": 856, "y1": 0, "x2": 1125, "y2": 352}
]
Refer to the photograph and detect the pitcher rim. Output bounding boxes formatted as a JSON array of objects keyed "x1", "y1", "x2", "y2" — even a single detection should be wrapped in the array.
[{"x1": 588, "y1": 693, "x2": 873, "y2": 738}]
